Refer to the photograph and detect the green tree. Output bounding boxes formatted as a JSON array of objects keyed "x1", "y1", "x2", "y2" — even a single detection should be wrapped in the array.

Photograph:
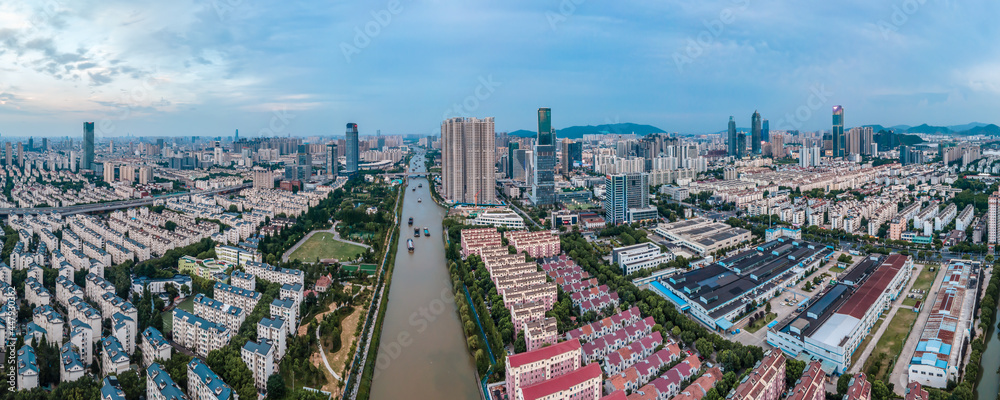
[
  {"x1": 695, "y1": 338, "x2": 714, "y2": 357},
  {"x1": 118, "y1": 369, "x2": 146, "y2": 400},
  {"x1": 784, "y1": 358, "x2": 806, "y2": 389},
  {"x1": 266, "y1": 373, "x2": 287, "y2": 400},
  {"x1": 837, "y1": 373, "x2": 852, "y2": 395}
]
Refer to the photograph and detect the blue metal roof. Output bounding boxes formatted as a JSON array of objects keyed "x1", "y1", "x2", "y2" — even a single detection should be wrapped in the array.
[{"x1": 651, "y1": 281, "x2": 689, "y2": 310}]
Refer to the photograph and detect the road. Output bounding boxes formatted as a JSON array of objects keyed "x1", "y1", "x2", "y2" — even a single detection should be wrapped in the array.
[
  {"x1": 848, "y1": 262, "x2": 923, "y2": 376},
  {"x1": 495, "y1": 189, "x2": 542, "y2": 229},
  {"x1": 889, "y1": 263, "x2": 947, "y2": 395},
  {"x1": 0, "y1": 183, "x2": 251, "y2": 216}
]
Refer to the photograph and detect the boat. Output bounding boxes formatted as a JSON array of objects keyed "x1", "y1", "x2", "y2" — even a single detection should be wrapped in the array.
[
  {"x1": 418, "y1": 183, "x2": 423, "y2": 188},
  {"x1": 408, "y1": 217, "x2": 413, "y2": 226},
  {"x1": 423, "y1": 227, "x2": 430, "y2": 237},
  {"x1": 407, "y1": 239, "x2": 414, "y2": 252},
  {"x1": 418, "y1": 197, "x2": 422, "y2": 203},
  {"x1": 414, "y1": 228, "x2": 420, "y2": 237},
  {"x1": 412, "y1": 187, "x2": 415, "y2": 191}
]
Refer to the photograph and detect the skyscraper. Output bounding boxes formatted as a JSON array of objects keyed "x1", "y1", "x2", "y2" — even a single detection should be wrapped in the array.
[
  {"x1": 604, "y1": 172, "x2": 654, "y2": 225},
  {"x1": 296, "y1": 144, "x2": 312, "y2": 179},
  {"x1": 990, "y1": 191, "x2": 1000, "y2": 244},
  {"x1": 507, "y1": 142, "x2": 519, "y2": 179},
  {"x1": 83, "y1": 122, "x2": 95, "y2": 170},
  {"x1": 560, "y1": 138, "x2": 574, "y2": 174},
  {"x1": 859, "y1": 126, "x2": 874, "y2": 156},
  {"x1": 832, "y1": 106, "x2": 845, "y2": 158},
  {"x1": 846, "y1": 128, "x2": 861, "y2": 156},
  {"x1": 345, "y1": 123, "x2": 359, "y2": 173},
  {"x1": 736, "y1": 133, "x2": 746, "y2": 159},
  {"x1": 4, "y1": 142, "x2": 10, "y2": 167},
  {"x1": 531, "y1": 108, "x2": 556, "y2": 206},
  {"x1": 727, "y1": 116, "x2": 738, "y2": 157},
  {"x1": 326, "y1": 143, "x2": 338, "y2": 176},
  {"x1": 568, "y1": 142, "x2": 582, "y2": 171},
  {"x1": 441, "y1": 117, "x2": 497, "y2": 205},
  {"x1": 751, "y1": 111, "x2": 762, "y2": 155},
  {"x1": 762, "y1": 119, "x2": 770, "y2": 143}
]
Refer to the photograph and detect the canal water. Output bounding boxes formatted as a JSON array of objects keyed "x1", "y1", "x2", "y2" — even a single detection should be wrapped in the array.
[
  {"x1": 370, "y1": 152, "x2": 480, "y2": 400},
  {"x1": 977, "y1": 305, "x2": 1000, "y2": 400}
]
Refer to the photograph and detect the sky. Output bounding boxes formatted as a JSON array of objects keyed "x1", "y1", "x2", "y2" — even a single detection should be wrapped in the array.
[{"x1": 0, "y1": 0, "x2": 998, "y2": 138}]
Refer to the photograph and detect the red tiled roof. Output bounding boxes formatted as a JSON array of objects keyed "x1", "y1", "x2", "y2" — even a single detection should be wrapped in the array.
[
  {"x1": 520, "y1": 363, "x2": 601, "y2": 400},
  {"x1": 838, "y1": 254, "x2": 907, "y2": 319},
  {"x1": 508, "y1": 339, "x2": 581, "y2": 369},
  {"x1": 602, "y1": 390, "x2": 628, "y2": 400}
]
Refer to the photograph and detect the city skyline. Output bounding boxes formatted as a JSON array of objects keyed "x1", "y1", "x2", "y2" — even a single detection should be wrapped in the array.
[{"x1": 1, "y1": 1, "x2": 998, "y2": 136}]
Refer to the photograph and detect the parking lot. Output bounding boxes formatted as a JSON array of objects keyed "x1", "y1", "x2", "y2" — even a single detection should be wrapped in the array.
[{"x1": 732, "y1": 249, "x2": 852, "y2": 348}]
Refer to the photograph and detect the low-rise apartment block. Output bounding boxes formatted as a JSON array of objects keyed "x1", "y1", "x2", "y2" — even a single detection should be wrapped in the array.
[{"x1": 173, "y1": 308, "x2": 233, "y2": 357}]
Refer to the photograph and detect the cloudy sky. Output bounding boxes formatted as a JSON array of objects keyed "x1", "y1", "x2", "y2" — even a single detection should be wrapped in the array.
[{"x1": 0, "y1": 0, "x2": 997, "y2": 138}]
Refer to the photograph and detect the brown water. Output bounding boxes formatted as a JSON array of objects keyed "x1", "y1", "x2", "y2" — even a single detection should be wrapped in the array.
[{"x1": 369, "y1": 152, "x2": 480, "y2": 400}]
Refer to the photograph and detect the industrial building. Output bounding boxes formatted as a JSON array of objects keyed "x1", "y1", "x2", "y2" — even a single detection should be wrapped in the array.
[
  {"x1": 653, "y1": 218, "x2": 751, "y2": 255},
  {"x1": 767, "y1": 254, "x2": 913, "y2": 373},
  {"x1": 652, "y1": 238, "x2": 833, "y2": 331},
  {"x1": 907, "y1": 260, "x2": 981, "y2": 388}
]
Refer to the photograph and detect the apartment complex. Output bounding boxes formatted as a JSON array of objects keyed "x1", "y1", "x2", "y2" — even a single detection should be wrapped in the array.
[
  {"x1": 441, "y1": 117, "x2": 497, "y2": 205},
  {"x1": 172, "y1": 308, "x2": 233, "y2": 357}
]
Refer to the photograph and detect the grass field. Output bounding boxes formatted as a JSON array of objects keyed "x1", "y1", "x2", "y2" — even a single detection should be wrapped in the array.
[
  {"x1": 830, "y1": 266, "x2": 846, "y2": 273},
  {"x1": 745, "y1": 312, "x2": 777, "y2": 333},
  {"x1": 911, "y1": 264, "x2": 939, "y2": 293},
  {"x1": 862, "y1": 308, "x2": 919, "y2": 381},
  {"x1": 289, "y1": 232, "x2": 367, "y2": 262},
  {"x1": 163, "y1": 296, "x2": 195, "y2": 333},
  {"x1": 900, "y1": 265, "x2": 940, "y2": 308}
]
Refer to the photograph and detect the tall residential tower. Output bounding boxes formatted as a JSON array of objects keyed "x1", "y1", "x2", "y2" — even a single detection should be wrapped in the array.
[{"x1": 441, "y1": 117, "x2": 497, "y2": 205}]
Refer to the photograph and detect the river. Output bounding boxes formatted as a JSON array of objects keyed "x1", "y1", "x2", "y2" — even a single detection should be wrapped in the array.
[
  {"x1": 369, "y1": 151, "x2": 480, "y2": 400},
  {"x1": 977, "y1": 305, "x2": 1000, "y2": 400}
]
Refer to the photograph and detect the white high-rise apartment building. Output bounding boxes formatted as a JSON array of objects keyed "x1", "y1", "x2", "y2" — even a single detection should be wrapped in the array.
[
  {"x1": 989, "y1": 191, "x2": 1000, "y2": 244},
  {"x1": 441, "y1": 117, "x2": 497, "y2": 205}
]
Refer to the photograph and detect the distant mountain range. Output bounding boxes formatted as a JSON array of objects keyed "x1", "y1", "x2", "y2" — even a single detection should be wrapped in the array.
[
  {"x1": 863, "y1": 122, "x2": 999, "y2": 136},
  {"x1": 507, "y1": 123, "x2": 665, "y2": 139}
]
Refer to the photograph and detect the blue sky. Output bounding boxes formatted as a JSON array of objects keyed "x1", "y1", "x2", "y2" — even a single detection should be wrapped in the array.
[{"x1": 0, "y1": 0, "x2": 997, "y2": 138}]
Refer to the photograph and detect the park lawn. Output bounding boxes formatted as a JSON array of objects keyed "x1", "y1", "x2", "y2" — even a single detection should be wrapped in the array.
[
  {"x1": 290, "y1": 232, "x2": 367, "y2": 262},
  {"x1": 862, "y1": 308, "x2": 918, "y2": 381},
  {"x1": 745, "y1": 312, "x2": 777, "y2": 333}
]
